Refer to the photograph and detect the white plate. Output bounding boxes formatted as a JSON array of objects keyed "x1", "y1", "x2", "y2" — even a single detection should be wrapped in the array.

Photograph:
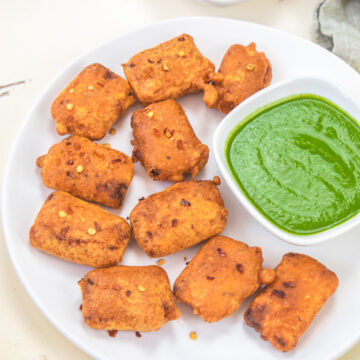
[
  {"x1": 2, "y1": 17, "x2": 360, "y2": 360},
  {"x1": 213, "y1": 76, "x2": 360, "y2": 246}
]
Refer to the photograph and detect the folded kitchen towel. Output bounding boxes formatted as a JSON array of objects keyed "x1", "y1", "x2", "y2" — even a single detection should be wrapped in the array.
[{"x1": 314, "y1": 0, "x2": 360, "y2": 72}]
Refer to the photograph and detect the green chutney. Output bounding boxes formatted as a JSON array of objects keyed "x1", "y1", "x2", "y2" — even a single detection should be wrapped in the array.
[{"x1": 226, "y1": 94, "x2": 360, "y2": 235}]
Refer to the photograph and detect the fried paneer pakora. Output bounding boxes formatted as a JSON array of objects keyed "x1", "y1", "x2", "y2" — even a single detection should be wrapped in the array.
[
  {"x1": 79, "y1": 265, "x2": 180, "y2": 332},
  {"x1": 131, "y1": 99, "x2": 209, "y2": 181},
  {"x1": 36, "y1": 136, "x2": 133, "y2": 208},
  {"x1": 130, "y1": 179, "x2": 228, "y2": 258},
  {"x1": 244, "y1": 253, "x2": 338, "y2": 352},
  {"x1": 205, "y1": 43, "x2": 272, "y2": 114},
  {"x1": 51, "y1": 63, "x2": 135, "y2": 140},
  {"x1": 122, "y1": 34, "x2": 217, "y2": 105},
  {"x1": 173, "y1": 236, "x2": 275, "y2": 323},
  {"x1": 29, "y1": 191, "x2": 130, "y2": 268}
]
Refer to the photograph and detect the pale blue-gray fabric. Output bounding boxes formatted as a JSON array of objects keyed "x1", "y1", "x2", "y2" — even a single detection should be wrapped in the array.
[{"x1": 314, "y1": 0, "x2": 360, "y2": 72}]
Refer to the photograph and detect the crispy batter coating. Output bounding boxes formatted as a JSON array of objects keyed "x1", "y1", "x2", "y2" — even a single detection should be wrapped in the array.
[
  {"x1": 244, "y1": 253, "x2": 338, "y2": 352},
  {"x1": 36, "y1": 136, "x2": 133, "y2": 208},
  {"x1": 122, "y1": 34, "x2": 216, "y2": 105},
  {"x1": 29, "y1": 191, "x2": 130, "y2": 268},
  {"x1": 79, "y1": 265, "x2": 180, "y2": 332},
  {"x1": 131, "y1": 99, "x2": 209, "y2": 181},
  {"x1": 173, "y1": 236, "x2": 275, "y2": 322},
  {"x1": 206, "y1": 43, "x2": 272, "y2": 114},
  {"x1": 130, "y1": 179, "x2": 228, "y2": 258},
  {"x1": 51, "y1": 63, "x2": 135, "y2": 140}
]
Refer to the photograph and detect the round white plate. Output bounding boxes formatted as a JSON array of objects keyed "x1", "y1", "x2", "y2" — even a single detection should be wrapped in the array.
[{"x1": 2, "y1": 17, "x2": 360, "y2": 360}]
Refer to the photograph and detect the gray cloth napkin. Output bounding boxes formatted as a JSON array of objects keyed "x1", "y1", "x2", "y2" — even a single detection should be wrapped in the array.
[{"x1": 314, "y1": 0, "x2": 360, "y2": 72}]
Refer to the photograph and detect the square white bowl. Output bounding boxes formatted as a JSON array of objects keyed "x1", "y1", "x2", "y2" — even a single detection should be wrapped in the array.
[{"x1": 213, "y1": 76, "x2": 360, "y2": 245}]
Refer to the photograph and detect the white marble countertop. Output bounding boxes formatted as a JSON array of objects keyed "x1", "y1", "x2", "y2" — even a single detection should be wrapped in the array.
[{"x1": 1, "y1": 0, "x2": 359, "y2": 359}]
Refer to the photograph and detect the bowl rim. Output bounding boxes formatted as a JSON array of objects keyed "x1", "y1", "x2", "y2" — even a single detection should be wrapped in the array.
[{"x1": 213, "y1": 75, "x2": 360, "y2": 246}]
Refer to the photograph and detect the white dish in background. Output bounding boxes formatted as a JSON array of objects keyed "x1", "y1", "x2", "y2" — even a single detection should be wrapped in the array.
[
  {"x1": 2, "y1": 17, "x2": 360, "y2": 360},
  {"x1": 200, "y1": 0, "x2": 247, "y2": 6},
  {"x1": 213, "y1": 77, "x2": 360, "y2": 246}
]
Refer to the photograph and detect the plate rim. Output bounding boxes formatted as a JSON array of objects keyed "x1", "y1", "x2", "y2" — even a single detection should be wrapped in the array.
[{"x1": 2, "y1": 16, "x2": 360, "y2": 360}]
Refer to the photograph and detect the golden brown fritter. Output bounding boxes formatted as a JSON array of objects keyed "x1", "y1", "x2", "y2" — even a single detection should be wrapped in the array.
[
  {"x1": 122, "y1": 34, "x2": 217, "y2": 105},
  {"x1": 205, "y1": 43, "x2": 272, "y2": 114},
  {"x1": 36, "y1": 136, "x2": 133, "y2": 208},
  {"x1": 244, "y1": 253, "x2": 338, "y2": 352},
  {"x1": 79, "y1": 265, "x2": 180, "y2": 332},
  {"x1": 173, "y1": 236, "x2": 275, "y2": 323},
  {"x1": 51, "y1": 63, "x2": 135, "y2": 140},
  {"x1": 131, "y1": 99, "x2": 209, "y2": 181},
  {"x1": 29, "y1": 191, "x2": 131, "y2": 268},
  {"x1": 130, "y1": 179, "x2": 228, "y2": 258}
]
